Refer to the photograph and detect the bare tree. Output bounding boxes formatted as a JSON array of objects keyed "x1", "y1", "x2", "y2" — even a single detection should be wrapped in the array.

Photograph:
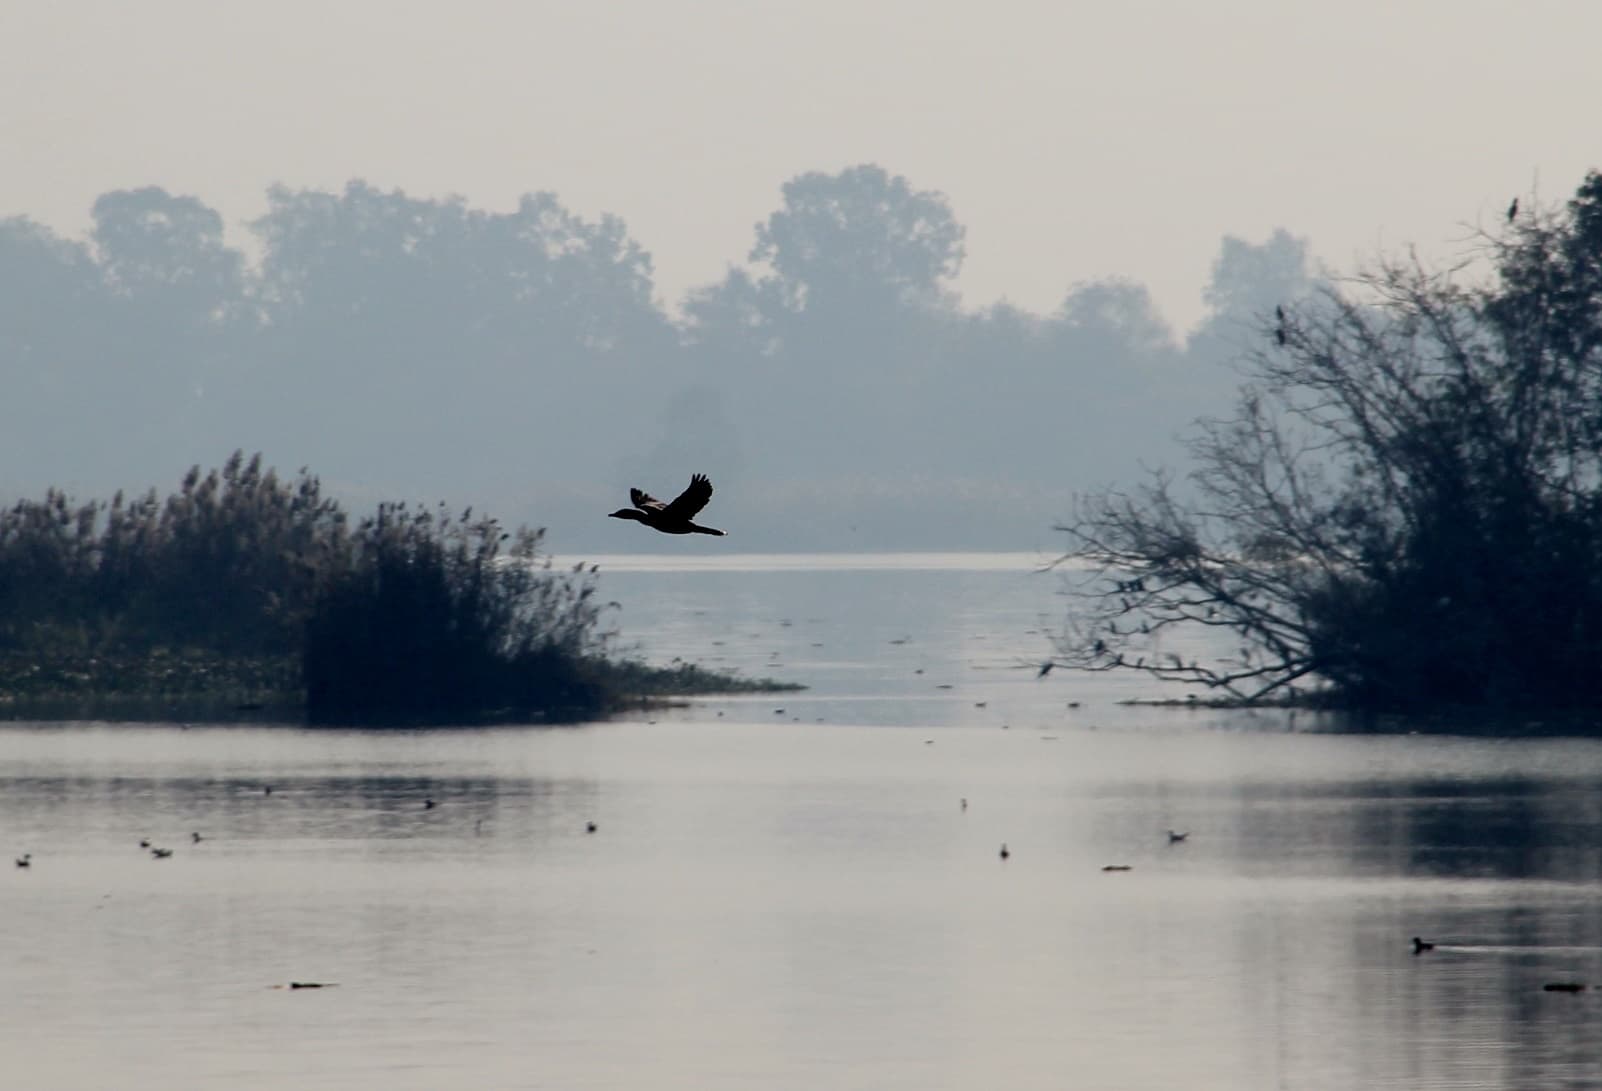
[{"x1": 1050, "y1": 174, "x2": 1602, "y2": 713}]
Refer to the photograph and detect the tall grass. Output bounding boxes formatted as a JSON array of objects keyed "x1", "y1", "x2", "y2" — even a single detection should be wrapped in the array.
[{"x1": 0, "y1": 452, "x2": 785, "y2": 724}]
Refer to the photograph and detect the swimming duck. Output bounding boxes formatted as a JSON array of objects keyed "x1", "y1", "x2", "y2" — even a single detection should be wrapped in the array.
[
  {"x1": 15, "y1": 853, "x2": 30, "y2": 868},
  {"x1": 1412, "y1": 937, "x2": 1434, "y2": 954},
  {"x1": 999, "y1": 843, "x2": 1010, "y2": 860},
  {"x1": 1167, "y1": 829, "x2": 1190, "y2": 843},
  {"x1": 608, "y1": 474, "x2": 726, "y2": 536}
]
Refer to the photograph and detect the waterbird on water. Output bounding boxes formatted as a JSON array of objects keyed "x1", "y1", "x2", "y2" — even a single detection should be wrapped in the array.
[
  {"x1": 15, "y1": 853, "x2": 30, "y2": 868},
  {"x1": 608, "y1": 474, "x2": 725, "y2": 536},
  {"x1": 998, "y1": 843, "x2": 1010, "y2": 860},
  {"x1": 1167, "y1": 829, "x2": 1190, "y2": 844},
  {"x1": 1412, "y1": 937, "x2": 1434, "y2": 954}
]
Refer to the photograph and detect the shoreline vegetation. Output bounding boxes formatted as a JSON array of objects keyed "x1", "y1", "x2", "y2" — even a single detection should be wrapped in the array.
[
  {"x1": 1050, "y1": 174, "x2": 1602, "y2": 728},
  {"x1": 0, "y1": 454, "x2": 798, "y2": 727}
]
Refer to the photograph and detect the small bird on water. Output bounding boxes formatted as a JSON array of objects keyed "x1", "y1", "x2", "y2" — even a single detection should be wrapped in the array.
[
  {"x1": 608, "y1": 474, "x2": 726, "y2": 536},
  {"x1": 15, "y1": 853, "x2": 30, "y2": 868},
  {"x1": 999, "y1": 843, "x2": 1010, "y2": 860},
  {"x1": 1412, "y1": 937, "x2": 1435, "y2": 954}
]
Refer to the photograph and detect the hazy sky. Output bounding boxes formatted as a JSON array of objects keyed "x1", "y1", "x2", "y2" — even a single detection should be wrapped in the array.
[{"x1": 3, "y1": 0, "x2": 1597, "y2": 330}]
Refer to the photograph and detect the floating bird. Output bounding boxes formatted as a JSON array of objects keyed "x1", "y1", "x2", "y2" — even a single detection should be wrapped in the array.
[
  {"x1": 1543, "y1": 981, "x2": 1586, "y2": 993},
  {"x1": 138, "y1": 838, "x2": 151, "y2": 849},
  {"x1": 15, "y1": 853, "x2": 30, "y2": 868},
  {"x1": 1101, "y1": 864, "x2": 1132, "y2": 872},
  {"x1": 1507, "y1": 197, "x2": 1519, "y2": 223},
  {"x1": 1275, "y1": 326, "x2": 1287, "y2": 346},
  {"x1": 960, "y1": 798, "x2": 968, "y2": 812},
  {"x1": 999, "y1": 843, "x2": 1010, "y2": 860},
  {"x1": 151, "y1": 847, "x2": 173, "y2": 859},
  {"x1": 289, "y1": 981, "x2": 336, "y2": 989},
  {"x1": 423, "y1": 799, "x2": 436, "y2": 810},
  {"x1": 1411, "y1": 937, "x2": 1434, "y2": 954},
  {"x1": 1037, "y1": 661, "x2": 1054, "y2": 678},
  {"x1": 1167, "y1": 829, "x2": 1190, "y2": 844},
  {"x1": 585, "y1": 822, "x2": 598, "y2": 834},
  {"x1": 608, "y1": 473, "x2": 725, "y2": 536},
  {"x1": 191, "y1": 832, "x2": 203, "y2": 843},
  {"x1": 1275, "y1": 304, "x2": 1286, "y2": 323}
]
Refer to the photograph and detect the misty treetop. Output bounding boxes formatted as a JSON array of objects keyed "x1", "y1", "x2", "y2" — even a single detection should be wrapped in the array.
[{"x1": 0, "y1": 165, "x2": 1315, "y2": 550}]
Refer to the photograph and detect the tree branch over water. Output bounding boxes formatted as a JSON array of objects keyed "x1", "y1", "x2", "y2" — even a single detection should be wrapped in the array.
[{"x1": 1050, "y1": 173, "x2": 1602, "y2": 716}]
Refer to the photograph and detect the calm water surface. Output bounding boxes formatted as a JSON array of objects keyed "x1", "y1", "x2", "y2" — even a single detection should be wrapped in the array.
[{"x1": 4, "y1": 553, "x2": 1601, "y2": 1089}]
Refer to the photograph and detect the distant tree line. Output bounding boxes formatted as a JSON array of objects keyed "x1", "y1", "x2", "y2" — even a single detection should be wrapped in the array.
[
  {"x1": 0, "y1": 452, "x2": 787, "y2": 724},
  {"x1": 0, "y1": 166, "x2": 1321, "y2": 549},
  {"x1": 1052, "y1": 172, "x2": 1602, "y2": 723}
]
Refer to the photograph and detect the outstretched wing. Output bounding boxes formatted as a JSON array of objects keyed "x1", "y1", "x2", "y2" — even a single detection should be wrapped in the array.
[
  {"x1": 664, "y1": 473, "x2": 714, "y2": 520},
  {"x1": 630, "y1": 488, "x2": 666, "y2": 513}
]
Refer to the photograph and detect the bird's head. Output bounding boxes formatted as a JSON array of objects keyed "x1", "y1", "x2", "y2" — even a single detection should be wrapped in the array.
[{"x1": 608, "y1": 509, "x2": 646, "y2": 522}]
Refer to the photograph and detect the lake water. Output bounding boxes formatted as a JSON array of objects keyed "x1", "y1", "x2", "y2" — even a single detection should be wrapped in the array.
[{"x1": 4, "y1": 552, "x2": 1602, "y2": 1089}]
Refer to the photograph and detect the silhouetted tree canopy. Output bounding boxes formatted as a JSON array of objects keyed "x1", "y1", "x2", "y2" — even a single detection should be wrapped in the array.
[{"x1": 1051, "y1": 172, "x2": 1602, "y2": 719}]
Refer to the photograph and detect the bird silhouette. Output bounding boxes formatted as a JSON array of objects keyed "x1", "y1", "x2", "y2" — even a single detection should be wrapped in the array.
[
  {"x1": 609, "y1": 474, "x2": 725, "y2": 536},
  {"x1": 15, "y1": 853, "x2": 30, "y2": 868},
  {"x1": 1167, "y1": 829, "x2": 1190, "y2": 843},
  {"x1": 999, "y1": 843, "x2": 1010, "y2": 860},
  {"x1": 1506, "y1": 197, "x2": 1519, "y2": 223},
  {"x1": 1412, "y1": 936, "x2": 1434, "y2": 954}
]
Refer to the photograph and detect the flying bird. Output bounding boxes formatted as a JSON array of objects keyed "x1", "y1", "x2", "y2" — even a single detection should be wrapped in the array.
[{"x1": 609, "y1": 473, "x2": 726, "y2": 536}]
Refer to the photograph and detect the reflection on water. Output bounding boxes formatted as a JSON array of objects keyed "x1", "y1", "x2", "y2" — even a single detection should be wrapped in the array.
[{"x1": 4, "y1": 554, "x2": 1602, "y2": 1089}]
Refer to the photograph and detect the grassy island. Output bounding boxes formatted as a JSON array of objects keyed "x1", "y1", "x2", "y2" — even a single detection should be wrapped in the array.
[{"x1": 0, "y1": 453, "x2": 797, "y2": 725}]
